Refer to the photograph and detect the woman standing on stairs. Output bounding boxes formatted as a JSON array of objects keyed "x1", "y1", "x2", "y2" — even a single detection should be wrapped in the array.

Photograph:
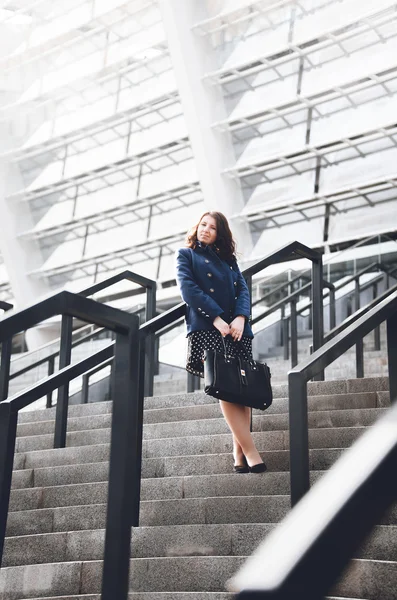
[{"x1": 176, "y1": 210, "x2": 266, "y2": 474}]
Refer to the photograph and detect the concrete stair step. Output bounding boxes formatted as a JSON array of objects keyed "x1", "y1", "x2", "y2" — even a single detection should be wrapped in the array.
[
  {"x1": 11, "y1": 448, "x2": 346, "y2": 488},
  {"x1": 2, "y1": 523, "x2": 274, "y2": 567},
  {"x1": 15, "y1": 377, "x2": 390, "y2": 425},
  {"x1": 3, "y1": 374, "x2": 393, "y2": 600},
  {"x1": 6, "y1": 496, "x2": 292, "y2": 537},
  {"x1": 0, "y1": 556, "x2": 395, "y2": 598},
  {"x1": 15, "y1": 407, "x2": 387, "y2": 440},
  {"x1": 332, "y1": 558, "x2": 397, "y2": 599},
  {"x1": 17, "y1": 595, "x2": 234, "y2": 600},
  {"x1": 4, "y1": 523, "x2": 396, "y2": 568},
  {"x1": 18, "y1": 402, "x2": 113, "y2": 424},
  {"x1": 7, "y1": 495, "x2": 397, "y2": 539},
  {"x1": 16, "y1": 393, "x2": 391, "y2": 439},
  {"x1": 14, "y1": 597, "x2": 369, "y2": 600},
  {"x1": 142, "y1": 391, "x2": 386, "y2": 423},
  {"x1": 9, "y1": 471, "x2": 327, "y2": 512},
  {"x1": 14, "y1": 425, "x2": 368, "y2": 455},
  {"x1": 12, "y1": 438, "x2": 341, "y2": 474}
]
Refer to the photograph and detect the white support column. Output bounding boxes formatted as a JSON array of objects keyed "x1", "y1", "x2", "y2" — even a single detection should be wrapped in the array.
[
  {"x1": 159, "y1": 0, "x2": 253, "y2": 258},
  {"x1": 0, "y1": 160, "x2": 53, "y2": 348}
]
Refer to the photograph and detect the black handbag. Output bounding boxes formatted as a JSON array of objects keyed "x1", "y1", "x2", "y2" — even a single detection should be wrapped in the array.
[{"x1": 204, "y1": 336, "x2": 272, "y2": 411}]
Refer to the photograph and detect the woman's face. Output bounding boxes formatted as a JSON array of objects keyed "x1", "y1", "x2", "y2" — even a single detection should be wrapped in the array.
[{"x1": 197, "y1": 214, "x2": 217, "y2": 245}]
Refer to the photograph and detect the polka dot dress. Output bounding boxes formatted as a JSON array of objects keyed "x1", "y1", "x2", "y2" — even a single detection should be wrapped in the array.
[{"x1": 186, "y1": 330, "x2": 253, "y2": 378}]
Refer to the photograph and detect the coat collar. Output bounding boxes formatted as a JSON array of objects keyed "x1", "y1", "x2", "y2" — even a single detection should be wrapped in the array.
[{"x1": 195, "y1": 241, "x2": 219, "y2": 254}]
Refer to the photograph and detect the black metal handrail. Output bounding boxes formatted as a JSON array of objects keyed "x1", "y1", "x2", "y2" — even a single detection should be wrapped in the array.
[
  {"x1": 0, "y1": 270, "x2": 156, "y2": 403},
  {"x1": 251, "y1": 277, "x2": 333, "y2": 370},
  {"x1": 307, "y1": 263, "x2": 397, "y2": 378},
  {"x1": 231, "y1": 399, "x2": 397, "y2": 599},
  {"x1": 8, "y1": 305, "x2": 146, "y2": 408},
  {"x1": 0, "y1": 302, "x2": 13, "y2": 313},
  {"x1": 286, "y1": 287, "x2": 397, "y2": 507},
  {"x1": 0, "y1": 291, "x2": 140, "y2": 600},
  {"x1": 244, "y1": 241, "x2": 324, "y2": 380},
  {"x1": 254, "y1": 260, "x2": 393, "y2": 371}
]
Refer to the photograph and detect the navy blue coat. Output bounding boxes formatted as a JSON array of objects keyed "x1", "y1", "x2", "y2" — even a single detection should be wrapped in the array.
[{"x1": 175, "y1": 243, "x2": 253, "y2": 338}]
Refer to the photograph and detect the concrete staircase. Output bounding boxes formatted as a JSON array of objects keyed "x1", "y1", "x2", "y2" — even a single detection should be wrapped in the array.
[{"x1": 0, "y1": 376, "x2": 395, "y2": 599}]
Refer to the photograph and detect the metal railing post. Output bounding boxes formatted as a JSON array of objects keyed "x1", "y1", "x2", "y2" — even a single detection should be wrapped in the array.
[
  {"x1": 283, "y1": 317, "x2": 289, "y2": 360},
  {"x1": 280, "y1": 304, "x2": 285, "y2": 345},
  {"x1": 354, "y1": 279, "x2": 364, "y2": 378},
  {"x1": 288, "y1": 372, "x2": 310, "y2": 507},
  {"x1": 354, "y1": 278, "x2": 361, "y2": 312},
  {"x1": 387, "y1": 313, "x2": 397, "y2": 403},
  {"x1": 245, "y1": 274, "x2": 253, "y2": 317},
  {"x1": 0, "y1": 339, "x2": 12, "y2": 402},
  {"x1": 307, "y1": 285, "x2": 313, "y2": 330},
  {"x1": 54, "y1": 315, "x2": 73, "y2": 448},
  {"x1": 46, "y1": 356, "x2": 55, "y2": 408},
  {"x1": 290, "y1": 299, "x2": 298, "y2": 368},
  {"x1": 82, "y1": 373, "x2": 89, "y2": 404},
  {"x1": 144, "y1": 283, "x2": 156, "y2": 397},
  {"x1": 101, "y1": 316, "x2": 140, "y2": 600},
  {"x1": 109, "y1": 358, "x2": 114, "y2": 400},
  {"x1": 0, "y1": 402, "x2": 18, "y2": 566},
  {"x1": 329, "y1": 287, "x2": 336, "y2": 331},
  {"x1": 356, "y1": 338, "x2": 364, "y2": 378},
  {"x1": 154, "y1": 336, "x2": 160, "y2": 376},
  {"x1": 311, "y1": 256, "x2": 324, "y2": 380},
  {"x1": 187, "y1": 371, "x2": 195, "y2": 393},
  {"x1": 132, "y1": 334, "x2": 146, "y2": 527},
  {"x1": 373, "y1": 283, "x2": 381, "y2": 351}
]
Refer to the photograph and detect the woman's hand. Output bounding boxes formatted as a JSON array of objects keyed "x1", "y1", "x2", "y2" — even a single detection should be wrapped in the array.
[
  {"x1": 229, "y1": 315, "x2": 245, "y2": 341},
  {"x1": 213, "y1": 316, "x2": 230, "y2": 337}
]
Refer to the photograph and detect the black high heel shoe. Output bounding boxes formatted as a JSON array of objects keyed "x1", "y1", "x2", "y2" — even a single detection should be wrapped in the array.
[
  {"x1": 248, "y1": 462, "x2": 267, "y2": 474},
  {"x1": 234, "y1": 456, "x2": 249, "y2": 474}
]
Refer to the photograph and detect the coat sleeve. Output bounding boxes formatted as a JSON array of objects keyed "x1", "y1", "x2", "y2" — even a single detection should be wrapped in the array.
[
  {"x1": 176, "y1": 248, "x2": 224, "y2": 321},
  {"x1": 233, "y1": 262, "x2": 251, "y2": 320}
]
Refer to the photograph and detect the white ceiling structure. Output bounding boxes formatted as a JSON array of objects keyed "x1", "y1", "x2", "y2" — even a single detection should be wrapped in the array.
[{"x1": 0, "y1": 0, "x2": 396, "y2": 305}]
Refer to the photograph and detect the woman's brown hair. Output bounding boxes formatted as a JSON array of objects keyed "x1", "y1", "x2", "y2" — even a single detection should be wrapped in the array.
[{"x1": 185, "y1": 211, "x2": 237, "y2": 261}]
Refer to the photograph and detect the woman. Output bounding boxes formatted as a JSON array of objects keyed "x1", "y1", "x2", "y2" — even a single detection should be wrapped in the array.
[{"x1": 176, "y1": 211, "x2": 266, "y2": 474}]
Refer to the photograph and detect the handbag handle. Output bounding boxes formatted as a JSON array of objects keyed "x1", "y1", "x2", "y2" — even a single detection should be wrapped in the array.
[{"x1": 215, "y1": 330, "x2": 254, "y2": 364}]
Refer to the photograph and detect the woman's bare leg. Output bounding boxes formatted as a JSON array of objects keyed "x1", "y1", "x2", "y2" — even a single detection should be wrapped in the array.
[
  {"x1": 232, "y1": 407, "x2": 251, "y2": 465},
  {"x1": 219, "y1": 401, "x2": 263, "y2": 467}
]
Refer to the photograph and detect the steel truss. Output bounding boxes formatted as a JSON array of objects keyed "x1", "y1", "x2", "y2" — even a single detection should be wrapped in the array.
[
  {"x1": 28, "y1": 230, "x2": 187, "y2": 281},
  {"x1": 224, "y1": 116, "x2": 397, "y2": 182},
  {"x1": 192, "y1": 0, "x2": 333, "y2": 37},
  {"x1": 2, "y1": 90, "x2": 180, "y2": 179},
  {"x1": 239, "y1": 175, "x2": 397, "y2": 227},
  {"x1": 213, "y1": 61, "x2": 397, "y2": 135},
  {"x1": 19, "y1": 181, "x2": 201, "y2": 242},
  {"x1": 6, "y1": 134, "x2": 191, "y2": 204},
  {"x1": 0, "y1": 5, "x2": 168, "y2": 130},
  {"x1": 0, "y1": 1, "x2": 156, "y2": 66},
  {"x1": 203, "y1": 2, "x2": 397, "y2": 85}
]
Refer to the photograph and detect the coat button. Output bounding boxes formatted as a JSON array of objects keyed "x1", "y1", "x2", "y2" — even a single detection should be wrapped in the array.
[
  {"x1": 207, "y1": 273, "x2": 212, "y2": 277},
  {"x1": 205, "y1": 259, "x2": 209, "y2": 263},
  {"x1": 235, "y1": 296, "x2": 238, "y2": 300},
  {"x1": 230, "y1": 266, "x2": 233, "y2": 269},
  {"x1": 234, "y1": 282, "x2": 237, "y2": 286},
  {"x1": 209, "y1": 288, "x2": 214, "y2": 293}
]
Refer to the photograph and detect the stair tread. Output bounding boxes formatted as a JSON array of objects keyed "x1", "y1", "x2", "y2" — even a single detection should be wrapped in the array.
[
  {"x1": 3, "y1": 375, "x2": 393, "y2": 598},
  {"x1": 0, "y1": 557, "x2": 395, "y2": 597}
]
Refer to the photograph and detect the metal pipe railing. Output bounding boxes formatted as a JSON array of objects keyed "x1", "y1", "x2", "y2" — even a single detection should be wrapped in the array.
[
  {"x1": 1, "y1": 271, "x2": 156, "y2": 404},
  {"x1": 243, "y1": 241, "x2": 324, "y2": 380},
  {"x1": 231, "y1": 400, "x2": 397, "y2": 599},
  {"x1": 0, "y1": 290, "x2": 139, "y2": 600}
]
